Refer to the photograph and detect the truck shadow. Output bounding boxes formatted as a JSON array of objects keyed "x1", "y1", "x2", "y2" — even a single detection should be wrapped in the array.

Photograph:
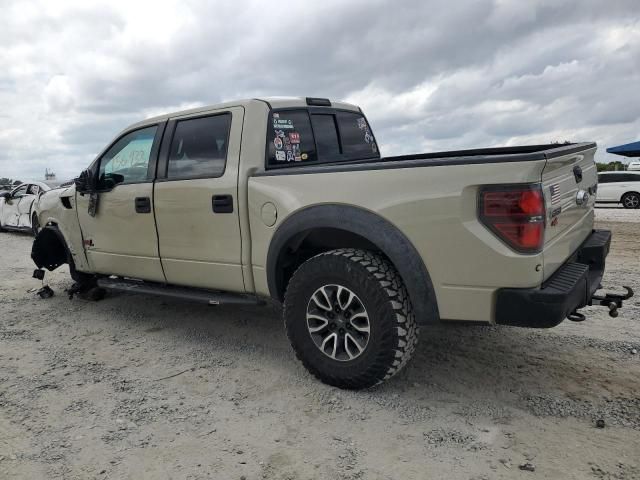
[{"x1": 87, "y1": 290, "x2": 639, "y2": 416}]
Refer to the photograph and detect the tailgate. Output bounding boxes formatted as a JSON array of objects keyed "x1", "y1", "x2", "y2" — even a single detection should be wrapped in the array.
[{"x1": 541, "y1": 144, "x2": 598, "y2": 280}]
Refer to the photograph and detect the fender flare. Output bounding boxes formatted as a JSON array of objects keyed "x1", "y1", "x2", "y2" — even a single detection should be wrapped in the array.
[
  {"x1": 31, "y1": 224, "x2": 72, "y2": 270},
  {"x1": 266, "y1": 204, "x2": 440, "y2": 324}
]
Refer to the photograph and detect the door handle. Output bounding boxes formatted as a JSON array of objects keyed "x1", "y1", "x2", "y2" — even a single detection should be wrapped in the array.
[
  {"x1": 135, "y1": 197, "x2": 151, "y2": 214},
  {"x1": 212, "y1": 194, "x2": 233, "y2": 213}
]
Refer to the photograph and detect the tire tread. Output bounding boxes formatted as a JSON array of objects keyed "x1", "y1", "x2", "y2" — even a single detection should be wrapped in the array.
[{"x1": 284, "y1": 248, "x2": 419, "y2": 389}]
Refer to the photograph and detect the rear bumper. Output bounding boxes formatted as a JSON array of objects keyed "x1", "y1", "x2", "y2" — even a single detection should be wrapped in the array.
[{"x1": 495, "y1": 229, "x2": 611, "y2": 328}]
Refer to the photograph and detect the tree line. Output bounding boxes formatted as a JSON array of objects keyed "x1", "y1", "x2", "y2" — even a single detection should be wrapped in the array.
[
  {"x1": 596, "y1": 161, "x2": 630, "y2": 172},
  {"x1": 0, "y1": 178, "x2": 23, "y2": 190}
]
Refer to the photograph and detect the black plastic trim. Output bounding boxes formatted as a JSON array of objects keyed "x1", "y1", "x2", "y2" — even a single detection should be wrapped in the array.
[
  {"x1": 135, "y1": 197, "x2": 151, "y2": 214},
  {"x1": 253, "y1": 142, "x2": 597, "y2": 177},
  {"x1": 306, "y1": 97, "x2": 331, "y2": 106},
  {"x1": 495, "y1": 229, "x2": 610, "y2": 328},
  {"x1": 266, "y1": 204, "x2": 440, "y2": 325},
  {"x1": 212, "y1": 194, "x2": 233, "y2": 213},
  {"x1": 31, "y1": 225, "x2": 72, "y2": 270},
  {"x1": 96, "y1": 277, "x2": 261, "y2": 305}
]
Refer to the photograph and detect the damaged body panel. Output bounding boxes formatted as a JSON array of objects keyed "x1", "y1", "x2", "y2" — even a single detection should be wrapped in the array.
[{"x1": 32, "y1": 186, "x2": 89, "y2": 272}]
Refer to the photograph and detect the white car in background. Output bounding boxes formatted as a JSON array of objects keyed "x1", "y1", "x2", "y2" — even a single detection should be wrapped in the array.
[
  {"x1": 596, "y1": 171, "x2": 640, "y2": 209},
  {"x1": 0, "y1": 182, "x2": 51, "y2": 234},
  {"x1": 627, "y1": 161, "x2": 640, "y2": 171}
]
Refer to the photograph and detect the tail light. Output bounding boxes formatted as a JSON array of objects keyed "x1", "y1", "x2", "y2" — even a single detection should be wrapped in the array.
[{"x1": 478, "y1": 184, "x2": 545, "y2": 253}]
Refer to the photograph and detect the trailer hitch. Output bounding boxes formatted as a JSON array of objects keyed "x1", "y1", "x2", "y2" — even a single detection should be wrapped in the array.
[{"x1": 591, "y1": 286, "x2": 634, "y2": 318}]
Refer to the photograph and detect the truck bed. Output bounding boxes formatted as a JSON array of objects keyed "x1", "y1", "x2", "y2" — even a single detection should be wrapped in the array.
[{"x1": 254, "y1": 142, "x2": 597, "y2": 176}]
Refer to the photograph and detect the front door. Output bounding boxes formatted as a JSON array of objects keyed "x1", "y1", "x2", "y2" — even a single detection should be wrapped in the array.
[
  {"x1": 76, "y1": 124, "x2": 166, "y2": 282},
  {"x1": 153, "y1": 108, "x2": 244, "y2": 292},
  {"x1": 1, "y1": 184, "x2": 28, "y2": 227}
]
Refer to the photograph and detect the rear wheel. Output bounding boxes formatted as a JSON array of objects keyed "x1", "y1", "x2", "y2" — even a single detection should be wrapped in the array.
[
  {"x1": 284, "y1": 248, "x2": 418, "y2": 389},
  {"x1": 622, "y1": 192, "x2": 640, "y2": 209}
]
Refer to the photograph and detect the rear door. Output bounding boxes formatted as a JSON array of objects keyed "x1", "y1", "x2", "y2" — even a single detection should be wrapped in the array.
[
  {"x1": 541, "y1": 145, "x2": 598, "y2": 279},
  {"x1": 17, "y1": 184, "x2": 38, "y2": 227},
  {"x1": 153, "y1": 107, "x2": 245, "y2": 292},
  {"x1": 75, "y1": 124, "x2": 166, "y2": 281},
  {"x1": 596, "y1": 173, "x2": 618, "y2": 201}
]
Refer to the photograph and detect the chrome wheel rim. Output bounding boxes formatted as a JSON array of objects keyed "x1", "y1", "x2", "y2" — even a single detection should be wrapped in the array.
[
  {"x1": 306, "y1": 284, "x2": 370, "y2": 362},
  {"x1": 624, "y1": 195, "x2": 639, "y2": 208}
]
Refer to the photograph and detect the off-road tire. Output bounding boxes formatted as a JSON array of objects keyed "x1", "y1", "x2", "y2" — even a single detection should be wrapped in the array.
[
  {"x1": 284, "y1": 248, "x2": 419, "y2": 389},
  {"x1": 622, "y1": 192, "x2": 640, "y2": 209}
]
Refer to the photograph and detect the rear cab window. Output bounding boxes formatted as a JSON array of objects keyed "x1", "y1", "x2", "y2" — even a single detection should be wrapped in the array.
[{"x1": 266, "y1": 108, "x2": 379, "y2": 169}]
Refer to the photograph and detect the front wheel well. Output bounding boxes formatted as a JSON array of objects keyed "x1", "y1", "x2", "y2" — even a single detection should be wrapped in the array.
[{"x1": 31, "y1": 226, "x2": 69, "y2": 271}]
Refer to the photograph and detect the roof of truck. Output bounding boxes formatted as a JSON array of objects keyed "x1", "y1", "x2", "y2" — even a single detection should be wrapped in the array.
[{"x1": 128, "y1": 97, "x2": 360, "y2": 131}]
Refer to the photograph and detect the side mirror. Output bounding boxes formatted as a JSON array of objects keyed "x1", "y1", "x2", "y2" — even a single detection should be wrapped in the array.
[
  {"x1": 0, "y1": 192, "x2": 10, "y2": 199},
  {"x1": 74, "y1": 169, "x2": 94, "y2": 194}
]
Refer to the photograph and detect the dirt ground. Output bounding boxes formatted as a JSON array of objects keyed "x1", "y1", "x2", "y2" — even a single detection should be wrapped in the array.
[{"x1": 1, "y1": 208, "x2": 639, "y2": 480}]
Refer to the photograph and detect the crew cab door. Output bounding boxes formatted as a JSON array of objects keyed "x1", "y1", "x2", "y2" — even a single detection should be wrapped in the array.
[
  {"x1": 75, "y1": 124, "x2": 166, "y2": 282},
  {"x1": 153, "y1": 107, "x2": 245, "y2": 292}
]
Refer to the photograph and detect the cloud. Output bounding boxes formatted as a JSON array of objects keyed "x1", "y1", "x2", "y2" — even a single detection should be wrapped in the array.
[
  {"x1": 43, "y1": 75, "x2": 75, "y2": 112},
  {"x1": 0, "y1": 0, "x2": 639, "y2": 181}
]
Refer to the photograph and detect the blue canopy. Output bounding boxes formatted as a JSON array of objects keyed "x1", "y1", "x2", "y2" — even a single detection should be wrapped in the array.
[{"x1": 607, "y1": 141, "x2": 640, "y2": 157}]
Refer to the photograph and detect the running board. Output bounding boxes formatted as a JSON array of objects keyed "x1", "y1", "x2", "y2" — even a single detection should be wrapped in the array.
[{"x1": 96, "y1": 278, "x2": 263, "y2": 306}]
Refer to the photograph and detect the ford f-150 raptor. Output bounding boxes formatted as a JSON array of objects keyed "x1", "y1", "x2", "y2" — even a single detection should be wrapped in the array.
[{"x1": 31, "y1": 97, "x2": 632, "y2": 389}]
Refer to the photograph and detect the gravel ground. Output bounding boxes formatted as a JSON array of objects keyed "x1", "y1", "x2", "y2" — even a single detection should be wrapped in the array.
[{"x1": 1, "y1": 208, "x2": 639, "y2": 479}]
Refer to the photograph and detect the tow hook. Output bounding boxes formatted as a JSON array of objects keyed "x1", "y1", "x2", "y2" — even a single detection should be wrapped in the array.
[{"x1": 591, "y1": 286, "x2": 634, "y2": 318}]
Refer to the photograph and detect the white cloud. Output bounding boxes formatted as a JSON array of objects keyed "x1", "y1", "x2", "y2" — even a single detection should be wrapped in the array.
[
  {"x1": 0, "y1": 0, "x2": 639, "y2": 181},
  {"x1": 43, "y1": 75, "x2": 75, "y2": 113}
]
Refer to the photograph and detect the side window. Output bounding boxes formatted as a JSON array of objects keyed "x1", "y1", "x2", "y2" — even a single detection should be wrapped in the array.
[
  {"x1": 267, "y1": 110, "x2": 317, "y2": 167},
  {"x1": 622, "y1": 174, "x2": 640, "y2": 182},
  {"x1": 27, "y1": 185, "x2": 40, "y2": 195},
  {"x1": 337, "y1": 112, "x2": 379, "y2": 158},
  {"x1": 12, "y1": 185, "x2": 28, "y2": 198},
  {"x1": 98, "y1": 126, "x2": 158, "y2": 189},
  {"x1": 310, "y1": 114, "x2": 341, "y2": 159},
  {"x1": 598, "y1": 174, "x2": 611, "y2": 183},
  {"x1": 167, "y1": 113, "x2": 231, "y2": 179}
]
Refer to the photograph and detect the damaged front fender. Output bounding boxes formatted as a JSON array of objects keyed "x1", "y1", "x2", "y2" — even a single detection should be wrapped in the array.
[{"x1": 31, "y1": 226, "x2": 70, "y2": 271}]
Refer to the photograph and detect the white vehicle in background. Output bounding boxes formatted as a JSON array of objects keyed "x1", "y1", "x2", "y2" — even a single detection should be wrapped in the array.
[
  {"x1": 596, "y1": 171, "x2": 640, "y2": 209},
  {"x1": 0, "y1": 182, "x2": 51, "y2": 234},
  {"x1": 627, "y1": 161, "x2": 640, "y2": 171}
]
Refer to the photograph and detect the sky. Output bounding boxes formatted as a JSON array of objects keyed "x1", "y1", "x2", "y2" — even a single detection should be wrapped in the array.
[{"x1": 0, "y1": 0, "x2": 639, "y2": 181}]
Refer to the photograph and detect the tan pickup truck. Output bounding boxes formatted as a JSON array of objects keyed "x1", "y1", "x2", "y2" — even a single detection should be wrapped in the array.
[{"x1": 32, "y1": 97, "x2": 631, "y2": 389}]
